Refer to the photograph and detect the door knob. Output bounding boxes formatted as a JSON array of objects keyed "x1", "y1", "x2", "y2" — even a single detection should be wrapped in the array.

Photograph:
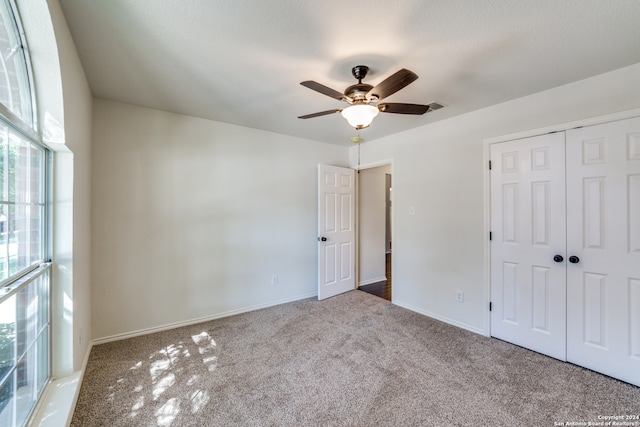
[
  {"x1": 553, "y1": 255, "x2": 564, "y2": 263},
  {"x1": 569, "y1": 255, "x2": 580, "y2": 264},
  {"x1": 318, "y1": 237, "x2": 327, "y2": 242}
]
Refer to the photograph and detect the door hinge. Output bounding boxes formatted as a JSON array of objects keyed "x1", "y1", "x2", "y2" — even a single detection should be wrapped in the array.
[
  {"x1": 489, "y1": 231, "x2": 492, "y2": 241},
  {"x1": 488, "y1": 160, "x2": 492, "y2": 170},
  {"x1": 489, "y1": 302, "x2": 492, "y2": 311}
]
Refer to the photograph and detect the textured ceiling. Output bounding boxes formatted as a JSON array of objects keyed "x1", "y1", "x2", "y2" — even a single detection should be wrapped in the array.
[{"x1": 58, "y1": 0, "x2": 640, "y2": 146}]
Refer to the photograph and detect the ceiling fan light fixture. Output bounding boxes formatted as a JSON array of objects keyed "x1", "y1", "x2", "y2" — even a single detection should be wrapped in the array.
[{"x1": 341, "y1": 104, "x2": 379, "y2": 129}]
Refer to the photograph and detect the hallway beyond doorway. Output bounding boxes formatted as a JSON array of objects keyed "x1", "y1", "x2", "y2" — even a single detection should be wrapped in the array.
[{"x1": 359, "y1": 253, "x2": 391, "y2": 301}]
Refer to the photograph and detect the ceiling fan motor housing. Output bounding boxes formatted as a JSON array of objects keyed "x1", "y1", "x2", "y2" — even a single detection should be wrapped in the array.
[
  {"x1": 344, "y1": 83, "x2": 374, "y2": 102},
  {"x1": 347, "y1": 65, "x2": 375, "y2": 102}
]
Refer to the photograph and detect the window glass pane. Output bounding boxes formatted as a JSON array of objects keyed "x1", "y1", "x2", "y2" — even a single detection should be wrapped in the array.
[
  {"x1": 0, "y1": 269, "x2": 49, "y2": 427},
  {"x1": 36, "y1": 271, "x2": 47, "y2": 332},
  {"x1": 9, "y1": 131, "x2": 28, "y2": 204},
  {"x1": 0, "y1": 127, "x2": 6, "y2": 200},
  {"x1": 0, "y1": 124, "x2": 45, "y2": 283},
  {"x1": 0, "y1": 1, "x2": 33, "y2": 127},
  {"x1": 16, "y1": 278, "x2": 37, "y2": 357},
  {"x1": 0, "y1": 293, "x2": 15, "y2": 366},
  {"x1": 14, "y1": 353, "x2": 33, "y2": 427},
  {"x1": 0, "y1": 369, "x2": 17, "y2": 424},
  {"x1": 0, "y1": 293, "x2": 16, "y2": 421},
  {"x1": 28, "y1": 206, "x2": 43, "y2": 268},
  {"x1": 5, "y1": 204, "x2": 17, "y2": 277},
  {"x1": 0, "y1": 204, "x2": 7, "y2": 278},
  {"x1": 28, "y1": 146, "x2": 42, "y2": 204},
  {"x1": 35, "y1": 329, "x2": 47, "y2": 393}
]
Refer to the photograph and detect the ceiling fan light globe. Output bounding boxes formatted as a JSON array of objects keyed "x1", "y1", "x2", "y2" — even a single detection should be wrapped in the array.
[{"x1": 341, "y1": 104, "x2": 379, "y2": 129}]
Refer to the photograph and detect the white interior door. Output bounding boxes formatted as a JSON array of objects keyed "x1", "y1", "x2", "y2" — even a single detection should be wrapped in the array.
[
  {"x1": 566, "y1": 117, "x2": 640, "y2": 386},
  {"x1": 490, "y1": 133, "x2": 568, "y2": 360},
  {"x1": 318, "y1": 164, "x2": 355, "y2": 300}
]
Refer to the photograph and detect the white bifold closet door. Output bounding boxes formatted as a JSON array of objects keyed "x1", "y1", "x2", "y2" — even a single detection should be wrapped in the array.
[
  {"x1": 490, "y1": 132, "x2": 568, "y2": 361},
  {"x1": 565, "y1": 117, "x2": 640, "y2": 386},
  {"x1": 491, "y1": 116, "x2": 640, "y2": 387}
]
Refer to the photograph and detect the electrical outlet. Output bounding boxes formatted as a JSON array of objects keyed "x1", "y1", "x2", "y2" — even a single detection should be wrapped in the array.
[
  {"x1": 455, "y1": 290, "x2": 464, "y2": 303},
  {"x1": 271, "y1": 275, "x2": 278, "y2": 285}
]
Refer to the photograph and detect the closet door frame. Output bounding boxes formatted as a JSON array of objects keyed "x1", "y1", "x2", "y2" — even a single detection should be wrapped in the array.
[{"x1": 482, "y1": 108, "x2": 640, "y2": 336}]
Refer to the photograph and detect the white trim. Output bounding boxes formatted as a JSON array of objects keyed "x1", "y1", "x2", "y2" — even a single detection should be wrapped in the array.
[
  {"x1": 485, "y1": 108, "x2": 640, "y2": 144},
  {"x1": 93, "y1": 292, "x2": 317, "y2": 345},
  {"x1": 482, "y1": 125, "x2": 492, "y2": 337},
  {"x1": 394, "y1": 299, "x2": 486, "y2": 336},
  {"x1": 27, "y1": 373, "x2": 82, "y2": 427},
  {"x1": 356, "y1": 158, "x2": 394, "y2": 171},
  {"x1": 358, "y1": 276, "x2": 387, "y2": 287},
  {"x1": 482, "y1": 108, "x2": 640, "y2": 340},
  {"x1": 27, "y1": 341, "x2": 93, "y2": 427}
]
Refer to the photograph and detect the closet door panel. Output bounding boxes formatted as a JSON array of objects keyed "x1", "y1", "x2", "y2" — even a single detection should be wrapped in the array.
[
  {"x1": 490, "y1": 133, "x2": 567, "y2": 360},
  {"x1": 566, "y1": 116, "x2": 640, "y2": 387}
]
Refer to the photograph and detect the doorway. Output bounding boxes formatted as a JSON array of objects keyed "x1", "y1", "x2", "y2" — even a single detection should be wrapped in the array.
[{"x1": 357, "y1": 165, "x2": 392, "y2": 301}]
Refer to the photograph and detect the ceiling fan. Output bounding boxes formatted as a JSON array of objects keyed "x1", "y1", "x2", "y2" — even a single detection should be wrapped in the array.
[{"x1": 298, "y1": 65, "x2": 443, "y2": 130}]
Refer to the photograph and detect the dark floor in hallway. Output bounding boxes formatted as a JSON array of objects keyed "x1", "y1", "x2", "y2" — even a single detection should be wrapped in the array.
[{"x1": 358, "y1": 253, "x2": 391, "y2": 301}]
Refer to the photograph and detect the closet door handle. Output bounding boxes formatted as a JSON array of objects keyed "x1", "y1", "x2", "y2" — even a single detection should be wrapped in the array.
[
  {"x1": 553, "y1": 255, "x2": 564, "y2": 263},
  {"x1": 569, "y1": 255, "x2": 580, "y2": 264}
]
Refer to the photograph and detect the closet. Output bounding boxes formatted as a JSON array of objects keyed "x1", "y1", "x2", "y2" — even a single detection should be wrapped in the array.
[{"x1": 490, "y1": 116, "x2": 640, "y2": 387}]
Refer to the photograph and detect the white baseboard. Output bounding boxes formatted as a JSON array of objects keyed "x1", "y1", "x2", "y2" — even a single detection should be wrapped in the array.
[
  {"x1": 358, "y1": 276, "x2": 387, "y2": 287},
  {"x1": 393, "y1": 300, "x2": 486, "y2": 336},
  {"x1": 93, "y1": 292, "x2": 318, "y2": 345}
]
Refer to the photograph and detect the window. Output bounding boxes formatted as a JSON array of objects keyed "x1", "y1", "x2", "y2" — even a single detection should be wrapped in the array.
[
  {"x1": 0, "y1": 0, "x2": 33, "y2": 127},
  {"x1": 0, "y1": 1, "x2": 50, "y2": 427}
]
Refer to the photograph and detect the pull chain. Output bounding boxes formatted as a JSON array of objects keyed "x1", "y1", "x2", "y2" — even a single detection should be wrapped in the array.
[
  {"x1": 350, "y1": 132, "x2": 362, "y2": 172},
  {"x1": 357, "y1": 136, "x2": 361, "y2": 172}
]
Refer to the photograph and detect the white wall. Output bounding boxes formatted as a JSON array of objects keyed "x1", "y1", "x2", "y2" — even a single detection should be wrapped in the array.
[
  {"x1": 17, "y1": 0, "x2": 93, "y2": 375},
  {"x1": 353, "y1": 63, "x2": 640, "y2": 334},
  {"x1": 91, "y1": 100, "x2": 349, "y2": 340},
  {"x1": 52, "y1": 0, "x2": 93, "y2": 372},
  {"x1": 358, "y1": 165, "x2": 391, "y2": 286}
]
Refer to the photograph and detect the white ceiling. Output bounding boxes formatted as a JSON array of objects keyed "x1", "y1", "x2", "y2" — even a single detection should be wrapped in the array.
[{"x1": 58, "y1": 0, "x2": 640, "y2": 146}]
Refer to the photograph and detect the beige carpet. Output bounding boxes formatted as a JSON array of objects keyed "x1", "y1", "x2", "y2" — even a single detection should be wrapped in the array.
[{"x1": 71, "y1": 291, "x2": 639, "y2": 426}]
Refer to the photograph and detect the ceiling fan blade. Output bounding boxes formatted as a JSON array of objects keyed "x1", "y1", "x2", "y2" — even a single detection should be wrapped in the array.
[
  {"x1": 298, "y1": 109, "x2": 342, "y2": 119},
  {"x1": 378, "y1": 102, "x2": 443, "y2": 115},
  {"x1": 300, "y1": 81, "x2": 347, "y2": 101},
  {"x1": 367, "y1": 69, "x2": 418, "y2": 101}
]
